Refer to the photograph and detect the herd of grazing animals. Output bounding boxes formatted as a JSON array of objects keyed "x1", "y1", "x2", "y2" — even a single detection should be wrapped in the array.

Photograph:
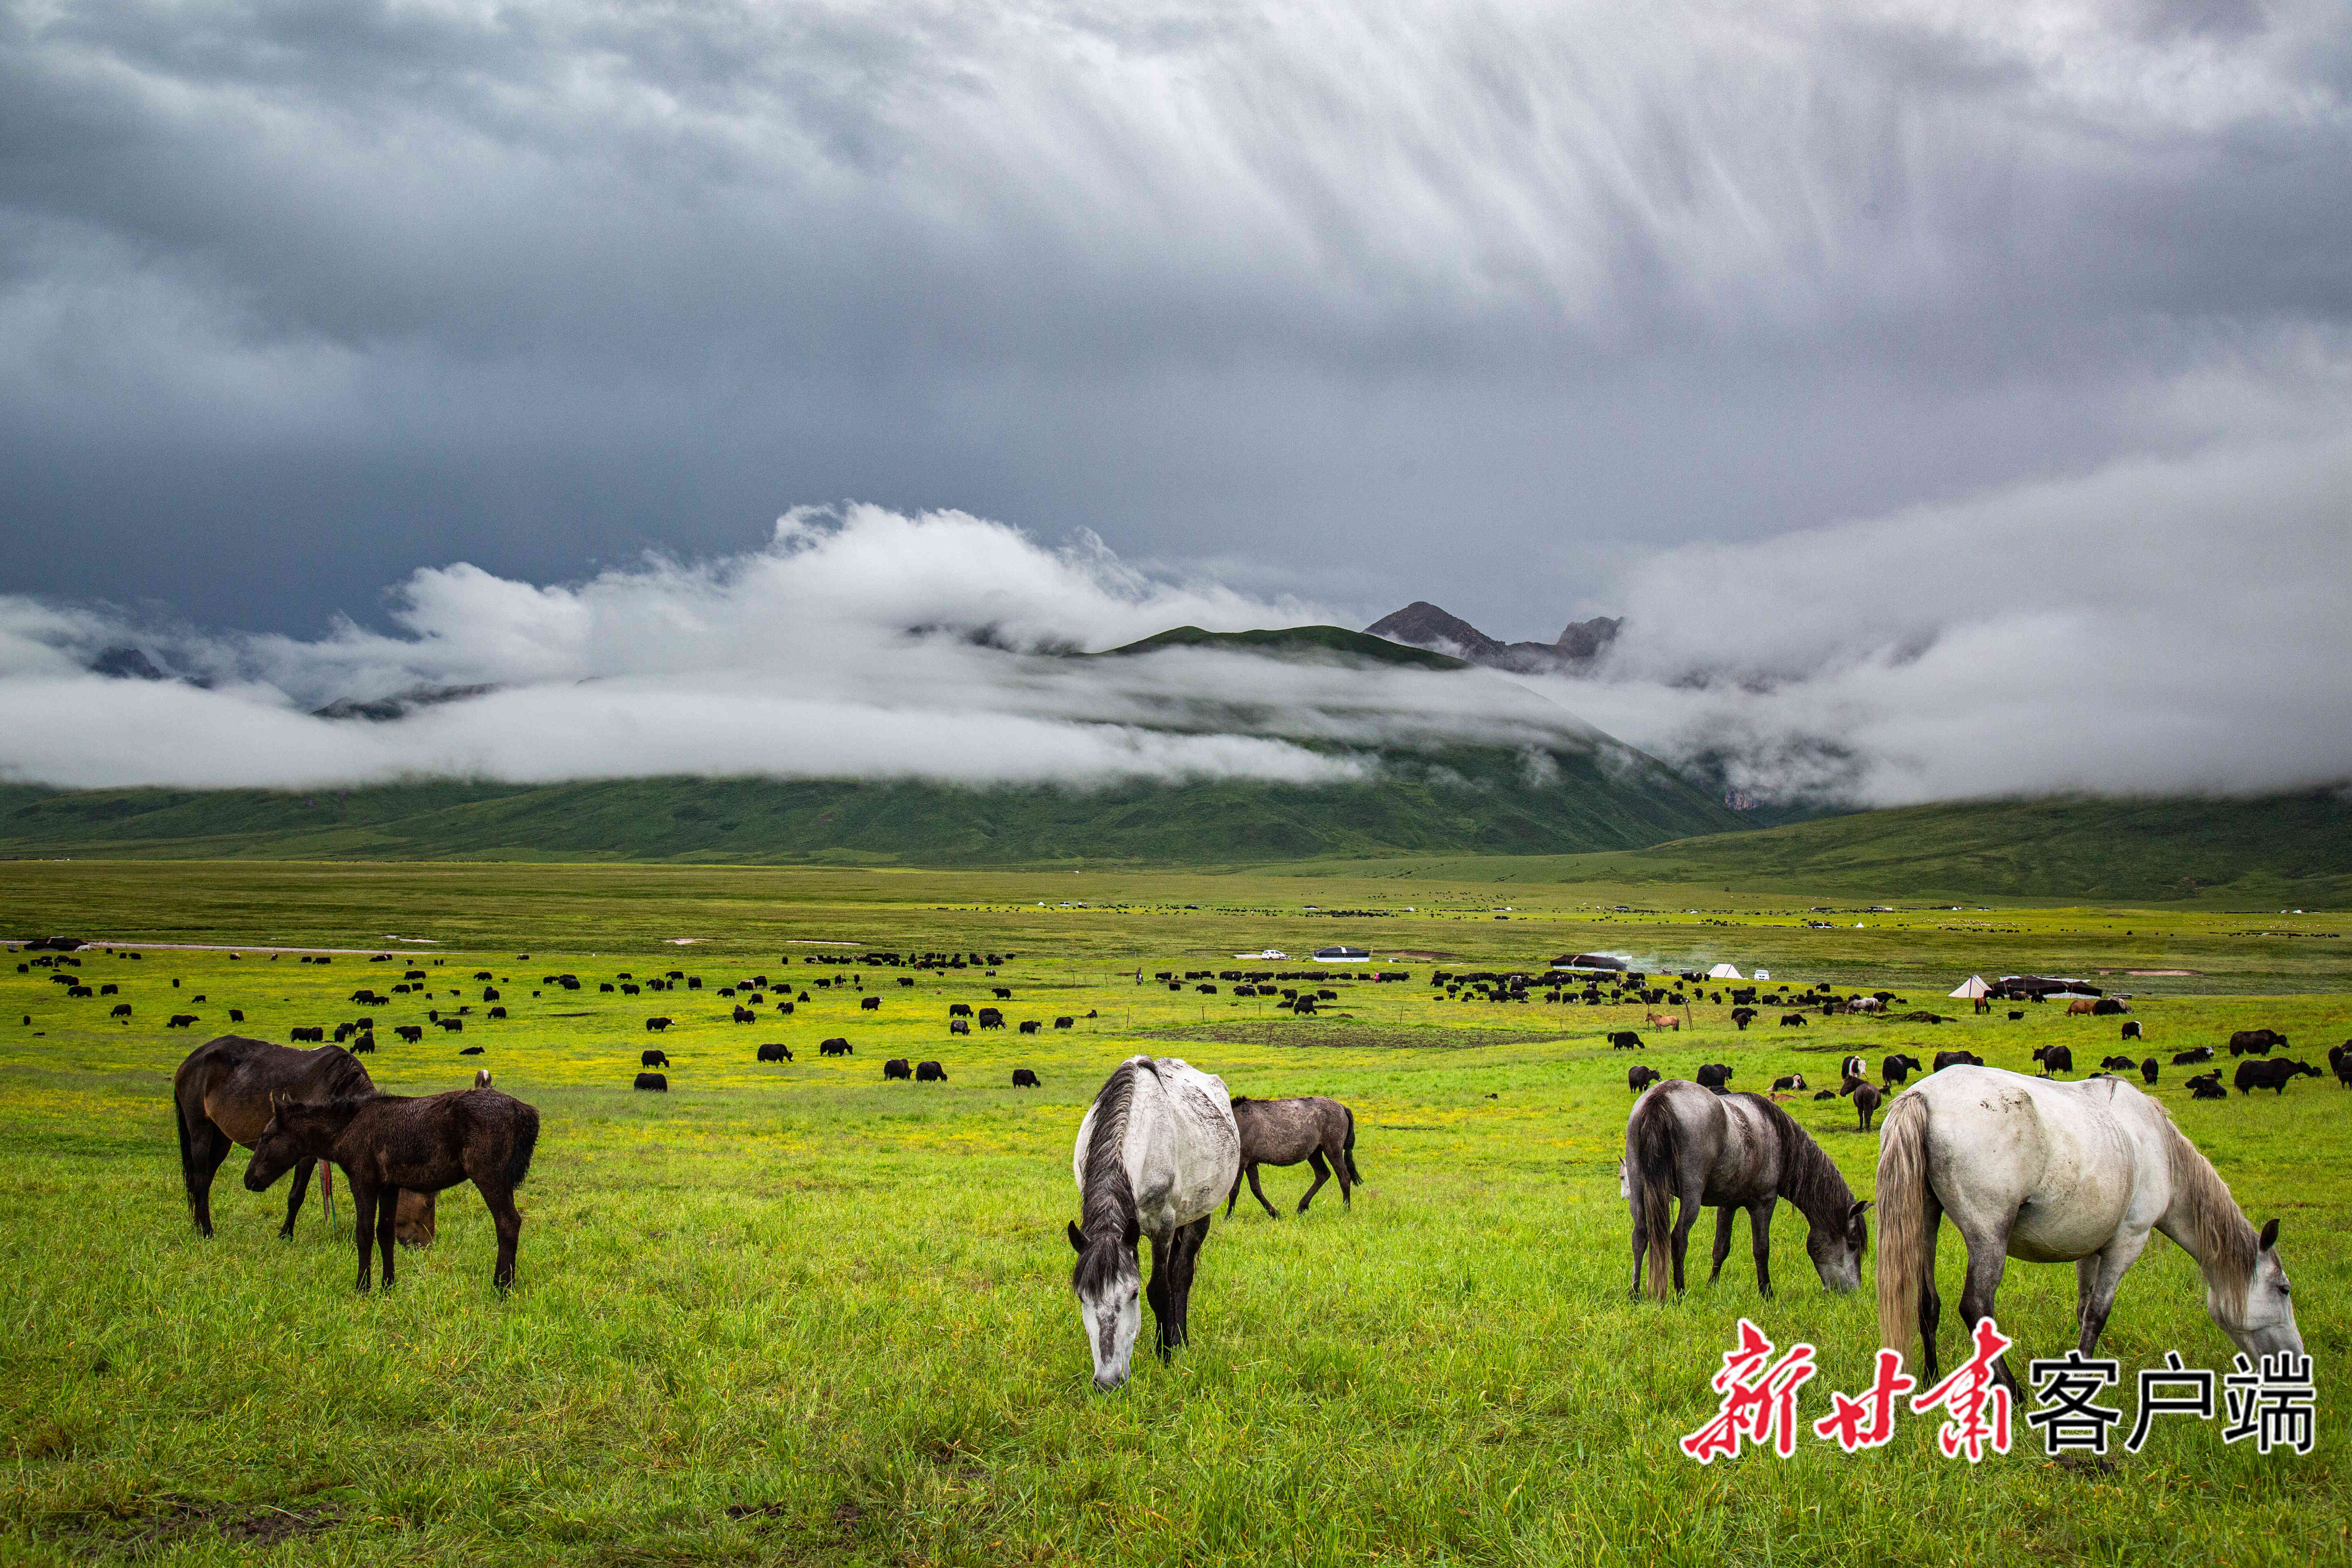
[{"x1": 16, "y1": 938, "x2": 2330, "y2": 1398}]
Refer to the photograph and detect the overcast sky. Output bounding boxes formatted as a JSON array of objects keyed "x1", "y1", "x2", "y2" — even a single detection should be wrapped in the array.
[
  {"x1": 6, "y1": 0, "x2": 2347, "y2": 633},
  {"x1": 3, "y1": 0, "x2": 2349, "y2": 802}
]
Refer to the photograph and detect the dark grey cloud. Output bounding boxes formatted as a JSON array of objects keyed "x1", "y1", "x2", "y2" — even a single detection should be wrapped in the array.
[{"x1": 2, "y1": 0, "x2": 2349, "y2": 653}]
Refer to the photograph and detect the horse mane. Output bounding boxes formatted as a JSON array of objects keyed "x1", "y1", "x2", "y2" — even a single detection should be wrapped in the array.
[
  {"x1": 1073, "y1": 1059, "x2": 1151, "y2": 1294},
  {"x1": 2160, "y1": 1114, "x2": 2258, "y2": 1316},
  {"x1": 1752, "y1": 1094, "x2": 1855, "y2": 1220},
  {"x1": 318, "y1": 1047, "x2": 376, "y2": 1100}
]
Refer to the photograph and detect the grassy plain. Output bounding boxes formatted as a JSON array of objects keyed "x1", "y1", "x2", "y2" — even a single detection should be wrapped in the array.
[{"x1": 1, "y1": 860, "x2": 2348, "y2": 1566}]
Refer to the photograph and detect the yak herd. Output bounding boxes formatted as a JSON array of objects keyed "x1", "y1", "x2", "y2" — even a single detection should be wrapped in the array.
[{"x1": 1629, "y1": 1019, "x2": 2349, "y2": 1131}]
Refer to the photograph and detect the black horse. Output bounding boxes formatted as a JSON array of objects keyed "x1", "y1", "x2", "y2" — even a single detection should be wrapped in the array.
[{"x1": 244, "y1": 1087, "x2": 539, "y2": 1292}]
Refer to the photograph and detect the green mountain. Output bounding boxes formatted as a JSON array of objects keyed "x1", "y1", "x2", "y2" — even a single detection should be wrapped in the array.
[
  {"x1": 0, "y1": 741, "x2": 1741, "y2": 865},
  {"x1": 1099, "y1": 624, "x2": 1470, "y2": 670},
  {"x1": 2, "y1": 777, "x2": 2339, "y2": 903}
]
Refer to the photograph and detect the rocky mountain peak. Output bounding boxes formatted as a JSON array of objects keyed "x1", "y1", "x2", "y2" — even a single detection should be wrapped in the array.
[{"x1": 1363, "y1": 603, "x2": 1619, "y2": 673}]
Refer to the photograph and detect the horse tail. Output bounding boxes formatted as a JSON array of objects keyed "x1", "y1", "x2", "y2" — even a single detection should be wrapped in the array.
[
  {"x1": 1628, "y1": 1094, "x2": 1678, "y2": 1302},
  {"x1": 1342, "y1": 1106, "x2": 1363, "y2": 1185},
  {"x1": 172, "y1": 1082, "x2": 201, "y2": 1213},
  {"x1": 1875, "y1": 1090, "x2": 1932, "y2": 1368},
  {"x1": 505, "y1": 1104, "x2": 540, "y2": 1189}
]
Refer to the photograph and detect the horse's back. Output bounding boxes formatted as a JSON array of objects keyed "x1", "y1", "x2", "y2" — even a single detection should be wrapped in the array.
[
  {"x1": 1629, "y1": 1080, "x2": 1731, "y2": 1165},
  {"x1": 1100, "y1": 1056, "x2": 1240, "y2": 1232},
  {"x1": 175, "y1": 1033, "x2": 278, "y2": 1094},
  {"x1": 1305, "y1": 1095, "x2": 1352, "y2": 1145},
  {"x1": 354, "y1": 1089, "x2": 531, "y2": 1189},
  {"x1": 1707, "y1": 1091, "x2": 1794, "y2": 1204},
  {"x1": 1910, "y1": 1067, "x2": 2154, "y2": 1258},
  {"x1": 184, "y1": 1036, "x2": 371, "y2": 1145},
  {"x1": 1631, "y1": 1081, "x2": 1824, "y2": 1206}
]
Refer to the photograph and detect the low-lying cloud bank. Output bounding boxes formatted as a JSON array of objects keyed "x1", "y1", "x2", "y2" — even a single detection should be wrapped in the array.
[
  {"x1": 0, "y1": 506, "x2": 1604, "y2": 791},
  {"x1": 1551, "y1": 430, "x2": 2352, "y2": 804},
  {"x1": 4, "y1": 435, "x2": 2350, "y2": 805}
]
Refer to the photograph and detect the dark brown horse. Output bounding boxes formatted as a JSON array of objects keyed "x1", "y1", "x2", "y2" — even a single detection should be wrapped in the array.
[
  {"x1": 243, "y1": 1087, "x2": 539, "y2": 1291},
  {"x1": 1223, "y1": 1096, "x2": 1361, "y2": 1219},
  {"x1": 172, "y1": 1035, "x2": 434, "y2": 1243}
]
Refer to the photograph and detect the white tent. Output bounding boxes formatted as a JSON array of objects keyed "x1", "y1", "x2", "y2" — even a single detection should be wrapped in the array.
[
  {"x1": 1708, "y1": 963, "x2": 1743, "y2": 980},
  {"x1": 1949, "y1": 975, "x2": 1990, "y2": 999}
]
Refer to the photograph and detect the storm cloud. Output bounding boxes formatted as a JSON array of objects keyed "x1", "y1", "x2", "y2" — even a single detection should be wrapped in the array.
[
  {"x1": 1552, "y1": 428, "x2": 2352, "y2": 803},
  {"x1": 4, "y1": 0, "x2": 2350, "y2": 638}
]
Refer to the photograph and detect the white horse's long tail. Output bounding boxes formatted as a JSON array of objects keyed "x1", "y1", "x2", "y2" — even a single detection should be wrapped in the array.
[{"x1": 1875, "y1": 1091, "x2": 1933, "y2": 1365}]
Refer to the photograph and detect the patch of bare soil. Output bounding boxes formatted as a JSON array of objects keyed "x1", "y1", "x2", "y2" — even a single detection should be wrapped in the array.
[
  {"x1": 221, "y1": 1506, "x2": 341, "y2": 1547},
  {"x1": 64, "y1": 1500, "x2": 341, "y2": 1557}
]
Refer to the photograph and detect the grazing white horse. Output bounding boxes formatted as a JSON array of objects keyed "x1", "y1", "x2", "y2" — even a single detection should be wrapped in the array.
[
  {"x1": 1878, "y1": 1066, "x2": 2303, "y2": 1383},
  {"x1": 1069, "y1": 1056, "x2": 1240, "y2": 1391}
]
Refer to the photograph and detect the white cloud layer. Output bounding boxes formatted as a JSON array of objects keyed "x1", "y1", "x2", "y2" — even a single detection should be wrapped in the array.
[
  {"x1": 1546, "y1": 429, "x2": 2352, "y2": 803},
  {"x1": 3, "y1": 440, "x2": 2349, "y2": 806},
  {"x1": 0, "y1": 506, "x2": 1601, "y2": 790}
]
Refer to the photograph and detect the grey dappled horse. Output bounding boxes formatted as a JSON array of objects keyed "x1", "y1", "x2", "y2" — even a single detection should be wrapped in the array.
[
  {"x1": 1069, "y1": 1056, "x2": 1240, "y2": 1391},
  {"x1": 1625, "y1": 1079, "x2": 1870, "y2": 1301}
]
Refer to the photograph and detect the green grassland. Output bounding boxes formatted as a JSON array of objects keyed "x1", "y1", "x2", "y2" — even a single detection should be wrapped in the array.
[{"x1": 2, "y1": 861, "x2": 2349, "y2": 1566}]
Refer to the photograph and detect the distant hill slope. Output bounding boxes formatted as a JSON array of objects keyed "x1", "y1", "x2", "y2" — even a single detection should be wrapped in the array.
[
  {"x1": 0, "y1": 743, "x2": 1742, "y2": 864},
  {"x1": 1550, "y1": 792, "x2": 2352, "y2": 904},
  {"x1": 2, "y1": 779, "x2": 2339, "y2": 902},
  {"x1": 1098, "y1": 623, "x2": 1468, "y2": 670}
]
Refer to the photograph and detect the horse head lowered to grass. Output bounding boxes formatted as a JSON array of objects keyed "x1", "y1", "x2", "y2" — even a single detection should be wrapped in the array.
[
  {"x1": 1067, "y1": 1056, "x2": 1239, "y2": 1392},
  {"x1": 1625, "y1": 1078, "x2": 1869, "y2": 1301},
  {"x1": 1877, "y1": 1065, "x2": 2303, "y2": 1385}
]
